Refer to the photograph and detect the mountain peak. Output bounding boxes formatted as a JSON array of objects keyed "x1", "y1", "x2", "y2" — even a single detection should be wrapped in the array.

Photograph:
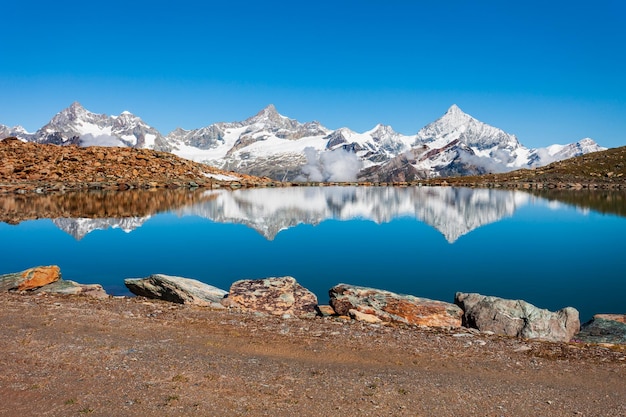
[
  {"x1": 245, "y1": 104, "x2": 291, "y2": 126},
  {"x1": 254, "y1": 104, "x2": 280, "y2": 118},
  {"x1": 69, "y1": 101, "x2": 85, "y2": 111},
  {"x1": 446, "y1": 104, "x2": 463, "y2": 114},
  {"x1": 64, "y1": 101, "x2": 89, "y2": 117},
  {"x1": 441, "y1": 104, "x2": 473, "y2": 123},
  {"x1": 49, "y1": 102, "x2": 93, "y2": 125},
  {"x1": 264, "y1": 103, "x2": 277, "y2": 112}
]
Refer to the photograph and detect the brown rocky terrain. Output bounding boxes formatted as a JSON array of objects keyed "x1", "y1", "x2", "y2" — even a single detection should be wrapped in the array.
[
  {"x1": 0, "y1": 291, "x2": 625, "y2": 417},
  {"x1": 419, "y1": 145, "x2": 626, "y2": 189},
  {"x1": 0, "y1": 137, "x2": 277, "y2": 193}
]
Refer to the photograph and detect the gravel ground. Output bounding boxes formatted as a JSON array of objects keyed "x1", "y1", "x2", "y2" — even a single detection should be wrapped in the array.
[{"x1": 0, "y1": 292, "x2": 624, "y2": 417}]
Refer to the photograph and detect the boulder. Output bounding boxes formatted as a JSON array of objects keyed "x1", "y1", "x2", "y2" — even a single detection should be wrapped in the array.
[
  {"x1": 34, "y1": 279, "x2": 109, "y2": 299},
  {"x1": 329, "y1": 284, "x2": 463, "y2": 327},
  {"x1": 316, "y1": 305, "x2": 336, "y2": 317},
  {"x1": 225, "y1": 277, "x2": 318, "y2": 318},
  {"x1": 575, "y1": 314, "x2": 626, "y2": 345},
  {"x1": 349, "y1": 309, "x2": 383, "y2": 324},
  {"x1": 455, "y1": 292, "x2": 580, "y2": 343},
  {"x1": 0, "y1": 265, "x2": 61, "y2": 291},
  {"x1": 124, "y1": 274, "x2": 227, "y2": 308}
]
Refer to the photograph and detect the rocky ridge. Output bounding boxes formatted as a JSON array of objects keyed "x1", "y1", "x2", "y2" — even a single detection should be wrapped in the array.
[
  {"x1": 418, "y1": 145, "x2": 626, "y2": 189},
  {"x1": 3, "y1": 267, "x2": 625, "y2": 346},
  {"x1": 0, "y1": 137, "x2": 276, "y2": 193}
]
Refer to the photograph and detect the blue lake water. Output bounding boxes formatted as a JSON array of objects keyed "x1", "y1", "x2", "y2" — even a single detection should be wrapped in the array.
[{"x1": 1, "y1": 186, "x2": 624, "y2": 322}]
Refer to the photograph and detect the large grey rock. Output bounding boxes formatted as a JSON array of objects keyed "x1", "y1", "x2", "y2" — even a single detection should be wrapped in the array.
[
  {"x1": 34, "y1": 279, "x2": 109, "y2": 299},
  {"x1": 125, "y1": 274, "x2": 227, "y2": 308},
  {"x1": 455, "y1": 292, "x2": 580, "y2": 342},
  {"x1": 330, "y1": 284, "x2": 463, "y2": 327},
  {"x1": 576, "y1": 314, "x2": 626, "y2": 345},
  {"x1": 0, "y1": 265, "x2": 61, "y2": 291},
  {"x1": 225, "y1": 276, "x2": 318, "y2": 318}
]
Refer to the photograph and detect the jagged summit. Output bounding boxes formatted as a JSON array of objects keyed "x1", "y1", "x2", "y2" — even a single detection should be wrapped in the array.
[
  {"x1": 245, "y1": 104, "x2": 285, "y2": 125},
  {"x1": 445, "y1": 104, "x2": 464, "y2": 115},
  {"x1": 437, "y1": 104, "x2": 474, "y2": 126},
  {"x1": 51, "y1": 102, "x2": 95, "y2": 124},
  {"x1": 416, "y1": 104, "x2": 521, "y2": 152},
  {"x1": 2, "y1": 103, "x2": 606, "y2": 182}
]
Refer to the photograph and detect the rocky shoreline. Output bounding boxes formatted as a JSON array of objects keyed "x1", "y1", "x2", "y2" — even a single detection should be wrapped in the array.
[
  {"x1": 0, "y1": 137, "x2": 277, "y2": 193},
  {"x1": 3, "y1": 266, "x2": 624, "y2": 346},
  {"x1": 1, "y1": 266, "x2": 625, "y2": 416}
]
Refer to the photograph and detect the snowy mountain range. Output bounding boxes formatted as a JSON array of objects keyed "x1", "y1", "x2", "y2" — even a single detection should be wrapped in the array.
[
  {"x1": 1, "y1": 102, "x2": 605, "y2": 181},
  {"x1": 51, "y1": 187, "x2": 531, "y2": 243}
]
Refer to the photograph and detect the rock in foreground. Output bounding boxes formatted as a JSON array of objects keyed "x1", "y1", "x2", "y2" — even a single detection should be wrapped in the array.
[
  {"x1": 576, "y1": 314, "x2": 626, "y2": 344},
  {"x1": 34, "y1": 279, "x2": 109, "y2": 299},
  {"x1": 330, "y1": 284, "x2": 463, "y2": 327},
  {"x1": 0, "y1": 265, "x2": 61, "y2": 291},
  {"x1": 125, "y1": 274, "x2": 227, "y2": 308},
  {"x1": 455, "y1": 292, "x2": 580, "y2": 342},
  {"x1": 225, "y1": 277, "x2": 318, "y2": 318}
]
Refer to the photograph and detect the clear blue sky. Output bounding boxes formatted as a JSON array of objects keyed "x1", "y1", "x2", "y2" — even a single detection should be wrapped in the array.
[{"x1": 2, "y1": 0, "x2": 625, "y2": 148}]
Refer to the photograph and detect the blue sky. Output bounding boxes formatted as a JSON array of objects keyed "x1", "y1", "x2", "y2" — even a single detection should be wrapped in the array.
[{"x1": 1, "y1": 0, "x2": 625, "y2": 148}]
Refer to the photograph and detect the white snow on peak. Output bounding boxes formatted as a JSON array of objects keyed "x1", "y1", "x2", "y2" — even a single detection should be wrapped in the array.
[{"x1": 3, "y1": 102, "x2": 607, "y2": 182}]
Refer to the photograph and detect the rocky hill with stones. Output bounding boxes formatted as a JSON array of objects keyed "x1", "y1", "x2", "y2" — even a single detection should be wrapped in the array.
[
  {"x1": 419, "y1": 145, "x2": 626, "y2": 189},
  {"x1": 0, "y1": 137, "x2": 276, "y2": 193}
]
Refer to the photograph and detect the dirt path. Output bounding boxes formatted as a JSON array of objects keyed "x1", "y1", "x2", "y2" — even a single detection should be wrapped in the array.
[{"x1": 0, "y1": 292, "x2": 624, "y2": 416}]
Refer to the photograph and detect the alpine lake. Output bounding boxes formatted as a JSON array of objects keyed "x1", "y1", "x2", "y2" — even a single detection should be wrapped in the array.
[{"x1": 1, "y1": 186, "x2": 624, "y2": 322}]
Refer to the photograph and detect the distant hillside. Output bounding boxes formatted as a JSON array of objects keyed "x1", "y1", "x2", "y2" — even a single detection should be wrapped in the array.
[
  {"x1": 423, "y1": 146, "x2": 625, "y2": 189},
  {"x1": 0, "y1": 137, "x2": 274, "y2": 193}
]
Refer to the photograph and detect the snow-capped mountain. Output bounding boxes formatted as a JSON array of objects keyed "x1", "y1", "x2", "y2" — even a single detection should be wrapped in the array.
[
  {"x1": 358, "y1": 106, "x2": 606, "y2": 182},
  {"x1": 3, "y1": 103, "x2": 606, "y2": 181},
  {"x1": 168, "y1": 104, "x2": 331, "y2": 181},
  {"x1": 0, "y1": 124, "x2": 30, "y2": 141},
  {"x1": 23, "y1": 102, "x2": 172, "y2": 151}
]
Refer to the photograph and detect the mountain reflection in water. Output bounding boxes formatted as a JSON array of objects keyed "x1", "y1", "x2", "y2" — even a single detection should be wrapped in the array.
[
  {"x1": 173, "y1": 187, "x2": 527, "y2": 243},
  {"x1": 1, "y1": 186, "x2": 624, "y2": 243},
  {"x1": 1, "y1": 186, "x2": 624, "y2": 322}
]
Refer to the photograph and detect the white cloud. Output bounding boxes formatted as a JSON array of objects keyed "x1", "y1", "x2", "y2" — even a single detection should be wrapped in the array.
[
  {"x1": 297, "y1": 147, "x2": 363, "y2": 182},
  {"x1": 80, "y1": 133, "x2": 124, "y2": 147}
]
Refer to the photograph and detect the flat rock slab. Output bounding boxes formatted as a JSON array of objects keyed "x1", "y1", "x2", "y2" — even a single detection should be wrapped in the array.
[
  {"x1": 576, "y1": 314, "x2": 626, "y2": 344},
  {"x1": 0, "y1": 265, "x2": 61, "y2": 291},
  {"x1": 329, "y1": 284, "x2": 463, "y2": 327},
  {"x1": 593, "y1": 314, "x2": 626, "y2": 324},
  {"x1": 125, "y1": 274, "x2": 227, "y2": 308},
  {"x1": 226, "y1": 277, "x2": 318, "y2": 318},
  {"x1": 455, "y1": 292, "x2": 580, "y2": 343},
  {"x1": 34, "y1": 279, "x2": 109, "y2": 299}
]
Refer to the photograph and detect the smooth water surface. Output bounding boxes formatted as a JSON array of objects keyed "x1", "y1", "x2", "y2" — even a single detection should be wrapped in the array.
[{"x1": 1, "y1": 186, "x2": 624, "y2": 321}]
